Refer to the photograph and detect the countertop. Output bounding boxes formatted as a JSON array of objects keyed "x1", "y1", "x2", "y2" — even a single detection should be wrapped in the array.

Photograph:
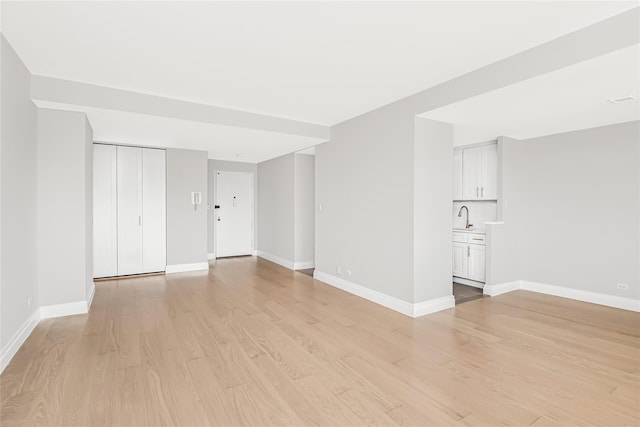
[{"x1": 453, "y1": 228, "x2": 486, "y2": 234}]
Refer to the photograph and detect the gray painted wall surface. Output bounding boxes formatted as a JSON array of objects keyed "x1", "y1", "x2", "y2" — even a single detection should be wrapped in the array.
[
  {"x1": 413, "y1": 118, "x2": 453, "y2": 302},
  {"x1": 294, "y1": 153, "x2": 315, "y2": 264},
  {"x1": 499, "y1": 122, "x2": 639, "y2": 298},
  {"x1": 258, "y1": 154, "x2": 295, "y2": 262},
  {"x1": 166, "y1": 148, "x2": 208, "y2": 266},
  {"x1": 84, "y1": 117, "x2": 94, "y2": 299},
  {"x1": 316, "y1": 103, "x2": 415, "y2": 303},
  {"x1": 1, "y1": 36, "x2": 39, "y2": 350},
  {"x1": 207, "y1": 159, "x2": 257, "y2": 255},
  {"x1": 37, "y1": 108, "x2": 93, "y2": 306}
]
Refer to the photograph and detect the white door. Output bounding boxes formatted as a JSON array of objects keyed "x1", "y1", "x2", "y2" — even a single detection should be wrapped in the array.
[
  {"x1": 215, "y1": 171, "x2": 253, "y2": 257},
  {"x1": 93, "y1": 144, "x2": 118, "y2": 278},
  {"x1": 480, "y1": 144, "x2": 498, "y2": 200},
  {"x1": 141, "y1": 149, "x2": 166, "y2": 273},
  {"x1": 453, "y1": 149, "x2": 463, "y2": 200},
  {"x1": 468, "y1": 244, "x2": 486, "y2": 282},
  {"x1": 452, "y1": 242, "x2": 468, "y2": 278},
  {"x1": 117, "y1": 146, "x2": 143, "y2": 275},
  {"x1": 462, "y1": 146, "x2": 481, "y2": 200}
]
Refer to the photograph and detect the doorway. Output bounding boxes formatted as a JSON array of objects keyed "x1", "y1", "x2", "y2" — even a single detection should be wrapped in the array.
[{"x1": 214, "y1": 171, "x2": 254, "y2": 258}]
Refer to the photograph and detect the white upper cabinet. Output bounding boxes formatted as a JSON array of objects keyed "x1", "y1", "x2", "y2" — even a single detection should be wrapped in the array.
[
  {"x1": 455, "y1": 142, "x2": 498, "y2": 201},
  {"x1": 453, "y1": 149, "x2": 463, "y2": 200}
]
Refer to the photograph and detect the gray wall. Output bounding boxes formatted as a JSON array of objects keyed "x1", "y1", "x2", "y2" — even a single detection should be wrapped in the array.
[
  {"x1": 316, "y1": 103, "x2": 415, "y2": 303},
  {"x1": 1, "y1": 36, "x2": 39, "y2": 351},
  {"x1": 294, "y1": 153, "x2": 315, "y2": 265},
  {"x1": 499, "y1": 122, "x2": 639, "y2": 298},
  {"x1": 207, "y1": 159, "x2": 257, "y2": 256},
  {"x1": 166, "y1": 148, "x2": 208, "y2": 266},
  {"x1": 258, "y1": 153, "x2": 295, "y2": 262},
  {"x1": 37, "y1": 108, "x2": 93, "y2": 307},
  {"x1": 413, "y1": 118, "x2": 454, "y2": 302}
]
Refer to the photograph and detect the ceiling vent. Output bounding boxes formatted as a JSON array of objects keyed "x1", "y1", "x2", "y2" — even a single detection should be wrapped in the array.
[{"x1": 609, "y1": 95, "x2": 637, "y2": 104}]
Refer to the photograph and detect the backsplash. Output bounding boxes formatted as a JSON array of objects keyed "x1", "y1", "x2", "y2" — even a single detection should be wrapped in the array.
[{"x1": 452, "y1": 201, "x2": 497, "y2": 230}]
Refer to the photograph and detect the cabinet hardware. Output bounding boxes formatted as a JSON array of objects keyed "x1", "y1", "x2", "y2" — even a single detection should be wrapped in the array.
[
  {"x1": 467, "y1": 246, "x2": 470, "y2": 257},
  {"x1": 472, "y1": 238, "x2": 483, "y2": 241},
  {"x1": 481, "y1": 187, "x2": 484, "y2": 197},
  {"x1": 476, "y1": 187, "x2": 479, "y2": 197}
]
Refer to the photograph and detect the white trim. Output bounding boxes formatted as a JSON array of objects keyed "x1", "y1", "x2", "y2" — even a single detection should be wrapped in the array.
[
  {"x1": 0, "y1": 310, "x2": 40, "y2": 374},
  {"x1": 413, "y1": 296, "x2": 456, "y2": 317},
  {"x1": 87, "y1": 281, "x2": 96, "y2": 309},
  {"x1": 207, "y1": 252, "x2": 216, "y2": 260},
  {"x1": 483, "y1": 280, "x2": 521, "y2": 296},
  {"x1": 40, "y1": 300, "x2": 89, "y2": 319},
  {"x1": 484, "y1": 280, "x2": 640, "y2": 312},
  {"x1": 165, "y1": 262, "x2": 209, "y2": 274},
  {"x1": 453, "y1": 277, "x2": 484, "y2": 289},
  {"x1": 257, "y1": 251, "x2": 295, "y2": 270},
  {"x1": 314, "y1": 271, "x2": 414, "y2": 316},
  {"x1": 313, "y1": 271, "x2": 454, "y2": 318},
  {"x1": 294, "y1": 260, "x2": 315, "y2": 270}
]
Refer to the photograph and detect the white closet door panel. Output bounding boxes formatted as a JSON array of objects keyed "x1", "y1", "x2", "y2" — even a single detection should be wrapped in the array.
[
  {"x1": 93, "y1": 144, "x2": 118, "y2": 278},
  {"x1": 117, "y1": 146, "x2": 143, "y2": 275},
  {"x1": 141, "y1": 149, "x2": 166, "y2": 273}
]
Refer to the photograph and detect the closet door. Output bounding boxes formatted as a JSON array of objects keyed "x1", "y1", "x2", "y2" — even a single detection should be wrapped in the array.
[
  {"x1": 141, "y1": 149, "x2": 166, "y2": 273},
  {"x1": 117, "y1": 146, "x2": 143, "y2": 275},
  {"x1": 93, "y1": 144, "x2": 118, "y2": 278}
]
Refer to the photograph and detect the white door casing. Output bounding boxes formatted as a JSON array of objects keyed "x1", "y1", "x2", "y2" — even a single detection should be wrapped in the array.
[{"x1": 215, "y1": 171, "x2": 253, "y2": 258}]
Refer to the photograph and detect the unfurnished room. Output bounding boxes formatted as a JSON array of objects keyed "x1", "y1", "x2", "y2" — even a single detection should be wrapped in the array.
[{"x1": 1, "y1": 1, "x2": 639, "y2": 426}]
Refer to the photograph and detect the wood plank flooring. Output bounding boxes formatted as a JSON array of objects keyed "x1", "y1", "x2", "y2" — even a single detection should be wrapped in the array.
[{"x1": 1, "y1": 256, "x2": 639, "y2": 426}]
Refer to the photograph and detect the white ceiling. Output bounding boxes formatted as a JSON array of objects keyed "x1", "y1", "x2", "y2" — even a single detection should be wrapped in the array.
[
  {"x1": 421, "y1": 44, "x2": 640, "y2": 146},
  {"x1": 1, "y1": 1, "x2": 638, "y2": 162},
  {"x1": 2, "y1": 1, "x2": 636, "y2": 125}
]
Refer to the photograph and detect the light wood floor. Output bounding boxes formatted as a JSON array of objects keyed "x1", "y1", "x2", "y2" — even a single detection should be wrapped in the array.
[{"x1": 1, "y1": 257, "x2": 639, "y2": 426}]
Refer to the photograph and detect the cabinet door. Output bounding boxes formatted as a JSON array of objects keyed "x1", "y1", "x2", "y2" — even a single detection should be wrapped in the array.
[
  {"x1": 117, "y1": 146, "x2": 143, "y2": 275},
  {"x1": 462, "y1": 146, "x2": 481, "y2": 200},
  {"x1": 141, "y1": 149, "x2": 166, "y2": 273},
  {"x1": 452, "y1": 242, "x2": 468, "y2": 278},
  {"x1": 480, "y1": 143, "x2": 497, "y2": 200},
  {"x1": 93, "y1": 144, "x2": 118, "y2": 278},
  {"x1": 468, "y1": 244, "x2": 486, "y2": 282},
  {"x1": 453, "y1": 149, "x2": 463, "y2": 200}
]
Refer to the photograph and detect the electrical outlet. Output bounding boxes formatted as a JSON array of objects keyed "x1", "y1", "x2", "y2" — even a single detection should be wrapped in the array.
[
  {"x1": 617, "y1": 283, "x2": 629, "y2": 290},
  {"x1": 27, "y1": 298, "x2": 31, "y2": 307},
  {"x1": 336, "y1": 265, "x2": 341, "y2": 275},
  {"x1": 346, "y1": 270, "x2": 352, "y2": 277}
]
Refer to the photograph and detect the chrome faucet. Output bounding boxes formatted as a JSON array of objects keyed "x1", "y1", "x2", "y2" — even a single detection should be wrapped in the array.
[{"x1": 458, "y1": 205, "x2": 472, "y2": 229}]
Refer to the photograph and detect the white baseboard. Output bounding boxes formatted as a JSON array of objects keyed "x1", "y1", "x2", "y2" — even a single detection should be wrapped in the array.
[
  {"x1": 165, "y1": 262, "x2": 209, "y2": 274},
  {"x1": 252, "y1": 250, "x2": 258, "y2": 256},
  {"x1": 484, "y1": 279, "x2": 640, "y2": 312},
  {"x1": 0, "y1": 309, "x2": 40, "y2": 374},
  {"x1": 207, "y1": 253, "x2": 216, "y2": 260},
  {"x1": 294, "y1": 261, "x2": 315, "y2": 270},
  {"x1": 40, "y1": 300, "x2": 89, "y2": 319},
  {"x1": 313, "y1": 271, "x2": 454, "y2": 318},
  {"x1": 453, "y1": 277, "x2": 484, "y2": 289},
  {"x1": 483, "y1": 280, "x2": 521, "y2": 297},
  {"x1": 414, "y1": 295, "x2": 456, "y2": 317},
  {"x1": 87, "y1": 281, "x2": 96, "y2": 309},
  {"x1": 257, "y1": 251, "x2": 294, "y2": 270}
]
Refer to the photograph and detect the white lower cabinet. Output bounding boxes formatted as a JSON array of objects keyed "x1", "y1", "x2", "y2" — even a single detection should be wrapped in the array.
[{"x1": 452, "y1": 232, "x2": 486, "y2": 283}]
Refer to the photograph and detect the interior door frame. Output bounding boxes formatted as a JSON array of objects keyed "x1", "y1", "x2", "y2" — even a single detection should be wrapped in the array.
[{"x1": 213, "y1": 170, "x2": 255, "y2": 258}]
